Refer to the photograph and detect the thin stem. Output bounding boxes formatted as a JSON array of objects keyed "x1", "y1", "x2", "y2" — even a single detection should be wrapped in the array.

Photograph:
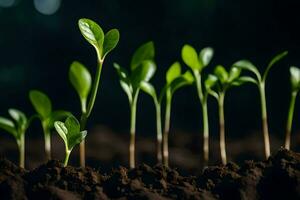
[
  {"x1": 218, "y1": 92, "x2": 227, "y2": 165},
  {"x1": 17, "y1": 133, "x2": 25, "y2": 168},
  {"x1": 163, "y1": 93, "x2": 172, "y2": 167},
  {"x1": 259, "y1": 83, "x2": 271, "y2": 158},
  {"x1": 155, "y1": 100, "x2": 163, "y2": 164},
  {"x1": 285, "y1": 91, "x2": 298, "y2": 150},
  {"x1": 129, "y1": 91, "x2": 139, "y2": 169},
  {"x1": 43, "y1": 126, "x2": 51, "y2": 160},
  {"x1": 79, "y1": 60, "x2": 103, "y2": 167},
  {"x1": 64, "y1": 150, "x2": 71, "y2": 167}
]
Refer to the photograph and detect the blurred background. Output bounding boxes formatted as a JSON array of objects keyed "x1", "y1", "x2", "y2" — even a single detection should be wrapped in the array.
[{"x1": 0, "y1": 0, "x2": 300, "y2": 172}]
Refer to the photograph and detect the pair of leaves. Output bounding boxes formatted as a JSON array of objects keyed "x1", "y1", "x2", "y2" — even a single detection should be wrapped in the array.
[
  {"x1": 290, "y1": 66, "x2": 300, "y2": 92},
  {"x1": 181, "y1": 45, "x2": 214, "y2": 72},
  {"x1": 233, "y1": 51, "x2": 288, "y2": 83},
  {"x1": 78, "y1": 18, "x2": 120, "y2": 61},
  {"x1": 54, "y1": 115, "x2": 87, "y2": 151},
  {"x1": 29, "y1": 90, "x2": 71, "y2": 130},
  {"x1": 69, "y1": 61, "x2": 92, "y2": 113},
  {"x1": 0, "y1": 109, "x2": 27, "y2": 140}
]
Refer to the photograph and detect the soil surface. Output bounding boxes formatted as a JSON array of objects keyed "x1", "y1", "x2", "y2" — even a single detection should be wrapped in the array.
[{"x1": 0, "y1": 148, "x2": 300, "y2": 200}]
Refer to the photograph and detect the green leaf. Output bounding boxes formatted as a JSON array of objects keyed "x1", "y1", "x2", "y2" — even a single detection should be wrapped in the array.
[
  {"x1": 29, "y1": 90, "x2": 52, "y2": 119},
  {"x1": 54, "y1": 121, "x2": 68, "y2": 145},
  {"x1": 170, "y1": 72, "x2": 194, "y2": 94},
  {"x1": 131, "y1": 60, "x2": 156, "y2": 87},
  {"x1": 228, "y1": 67, "x2": 241, "y2": 82},
  {"x1": 234, "y1": 76, "x2": 258, "y2": 85},
  {"x1": 166, "y1": 62, "x2": 181, "y2": 84},
  {"x1": 64, "y1": 116, "x2": 80, "y2": 136},
  {"x1": 8, "y1": 108, "x2": 27, "y2": 131},
  {"x1": 181, "y1": 44, "x2": 201, "y2": 70},
  {"x1": 205, "y1": 74, "x2": 218, "y2": 90},
  {"x1": 0, "y1": 117, "x2": 17, "y2": 138},
  {"x1": 263, "y1": 51, "x2": 288, "y2": 81},
  {"x1": 214, "y1": 65, "x2": 228, "y2": 83},
  {"x1": 140, "y1": 81, "x2": 157, "y2": 100},
  {"x1": 48, "y1": 110, "x2": 71, "y2": 129},
  {"x1": 233, "y1": 60, "x2": 261, "y2": 80},
  {"x1": 199, "y1": 47, "x2": 214, "y2": 67},
  {"x1": 102, "y1": 29, "x2": 120, "y2": 58},
  {"x1": 68, "y1": 131, "x2": 87, "y2": 150},
  {"x1": 114, "y1": 63, "x2": 129, "y2": 81},
  {"x1": 131, "y1": 41, "x2": 155, "y2": 70},
  {"x1": 78, "y1": 18, "x2": 104, "y2": 58},
  {"x1": 69, "y1": 61, "x2": 92, "y2": 112},
  {"x1": 114, "y1": 63, "x2": 133, "y2": 102},
  {"x1": 290, "y1": 66, "x2": 300, "y2": 91}
]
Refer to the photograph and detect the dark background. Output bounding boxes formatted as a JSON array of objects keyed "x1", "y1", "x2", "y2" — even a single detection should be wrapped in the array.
[{"x1": 0, "y1": 0, "x2": 300, "y2": 145}]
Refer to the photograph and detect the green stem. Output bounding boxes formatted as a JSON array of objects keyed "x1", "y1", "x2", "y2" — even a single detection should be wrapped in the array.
[
  {"x1": 17, "y1": 133, "x2": 25, "y2": 168},
  {"x1": 129, "y1": 90, "x2": 139, "y2": 169},
  {"x1": 285, "y1": 91, "x2": 298, "y2": 150},
  {"x1": 64, "y1": 150, "x2": 71, "y2": 167},
  {"x1": 42, "y1": 122, "x2": 51, "y2": 160},
  {"x1": 163, "y1": 93, "x2": 172, "y2": 167},
  {"x1": 259, "y1": 83, "x2": 270, "y2": 158},
  {"x1": 155, "y1": 100, "x2": 163, "y2": 164},
  {"x1": 218, "y1": 92, "x2": 227, "y2": 165},
  {"x1": 79, "y1": 60, "x2": 103, "y2": 167}
]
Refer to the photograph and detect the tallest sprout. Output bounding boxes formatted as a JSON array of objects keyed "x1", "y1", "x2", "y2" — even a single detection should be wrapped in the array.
[
  {"x1": 75, "y1": 18, "x2": 120, "y2": 167},
  {"x1": 233, "y1": 51, "x2": 288, "y2": 158}
]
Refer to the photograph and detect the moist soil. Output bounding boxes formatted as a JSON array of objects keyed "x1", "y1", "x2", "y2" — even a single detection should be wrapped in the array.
[{"x1": 0, "y1": 148, "x2": 300, "y2": 200}]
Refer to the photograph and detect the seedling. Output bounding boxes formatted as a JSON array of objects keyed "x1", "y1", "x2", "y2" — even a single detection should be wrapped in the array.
[
  {"x1": 181, "y1": 44, "x2": 214, "y2": 164},
  {"x1": 205, "y1": 65, "x2": 249, "y2": 164},
  {"x1": 114, "y1": 41, "x2": 156, "y2": 168},
  {"x1": 140, "y1": 62, "x2": 194, "y2": 166},
  {"x1": 29, "y1": 90, "x2": 70, "y2": 160},
  {"x1": 54, "y1": 115, "x2": 87, "y2": 166},
  {"x1": 285, "y1": 66, "x2": 300, "y2": 150},
  {"x1": 0, "y1": 109, "x2": 29, "y2": 168},
  {"x1": 233, "y1": 51, "x2": 288, "y2": 158},
  {"x1": 76, "y1": 18, "x2": 119, "y2": 167}
]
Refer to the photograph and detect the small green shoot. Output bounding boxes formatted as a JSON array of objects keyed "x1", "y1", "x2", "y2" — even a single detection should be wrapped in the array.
[
  {"x1": 29, "y1": 90, "x2": 70, "y2": 160},
  {"x1": 181, "y1": 44, "x2": 214, "y2": 164},
  {"x1": 54, "y1": 115, "x2": 87, "y2": 166},
  {"x1": 233, "y1": 51, "x2": 288, "y2": 158},
  {"x1": 114, "y1": 41, "x2": 156, "y2": 168},
  {"x1": 76, "y1": 18, "x2": 120, "y2": 167},
  {"x1": 205, "y1": 65, "x2": 249, "y2": 164},
  {"x1": 0, "y1": 109, "x2": 29, "y2": 168},
  {"x1": 285, "y1": 66, "x2": 300, "y2": 150}
]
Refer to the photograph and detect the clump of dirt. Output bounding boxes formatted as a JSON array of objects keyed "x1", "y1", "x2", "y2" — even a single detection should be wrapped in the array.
[{"x1": 0, "y1": 148, "x2": 300, "y2": 199}]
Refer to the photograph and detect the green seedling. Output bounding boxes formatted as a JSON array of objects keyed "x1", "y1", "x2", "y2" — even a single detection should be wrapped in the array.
[
  {"x1": 205, "y1": 65, "x2": 249, "y2": 164},
  {"x1": 29, "y1": 90, "x2": 70, "y2": 160},
  {"x1": 141, "y1": 62, "x2": 194, "y2": 166},
  {"x1": 0, "y1": 109, "x2": 29, "y2": 168},
  {"x1": 54, "y1": 115, "x2": 87, "y2": 166},
  {"x1": 114, "y1": 41, "x2": 156, "y2": 168},
  {"x1": 181, "y1": 44, "x2": 214, "y2": 164},
  {"x1": 233, "y1": 51, "x2": 288, "y2": 158},
  {"x1": 76, "y1": 18, "x2": 119, "y2": 167},
  {"x1": 285, "y1": 66, "x2": 300, "y2": 150}
]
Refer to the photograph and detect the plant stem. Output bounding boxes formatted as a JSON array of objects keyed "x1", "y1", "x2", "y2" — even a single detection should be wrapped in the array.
[
  {"x1": 17, "y1": 133, "x2": 25, "y2": 168},
  {"x1": 79, "y1": 60, "x2": 103, "y2": 167},
  {"x1": 155, "y1": 100, "x2": 163, "y2": 164},
  {"x1": 129, "y1": 91, "x2": 139, "y2": 169},
  {"x1": 44, "y1": 127, "x2": 51, "y2": 160},
  {"x1": 259, "y1": 83, "x2": 271, "y2": 158},
  {"x1": 163, "y1": 93, "x2": 172, "y2": 167},
  {"x1": 64, "y1": 150, "x2": 71, "y2": 167},
  {"x1": 218, "y1": 92, "x2": 227, "y2": 165},
  {"x1": 285, "y1": 91, "x2": 297, "y2": 150}
]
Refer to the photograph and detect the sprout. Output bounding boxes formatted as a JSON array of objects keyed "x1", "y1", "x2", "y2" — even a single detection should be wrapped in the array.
[
  {"x1": 77, "y1": 18, "x2": 120, "y2": 167},
  {"x1": 54, "y1": 115, "x2": 87, "y2": 166},
  {"x1": 114, "y1": 41, "x2": 156, "y2": 168},
  {"x1": 233, "y1": 51, "x2": 288, "y2": 158},
  {"x1": 205, "y1": 65, "x2": 249, "y2": 164},
  {"x1": 285, "y1": 66, "x2": 300, "y2": 150},
  {"x1": 29, "y1": 90, "x2": 70, "y2": 160},
  {"x1": 0, "y1": 109, "x2": 29, "y2": 168},
  {"x1": 141, "y1": 62, "x2": 194, "y2": 166},
  {"x1": 181, "y1": 44, "x2": 214, "y2": 164}
]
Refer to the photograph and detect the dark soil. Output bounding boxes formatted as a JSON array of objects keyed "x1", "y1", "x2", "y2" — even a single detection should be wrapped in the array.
[{"x1": 1, "y1": 148, "x2": 300, "y2": 199}]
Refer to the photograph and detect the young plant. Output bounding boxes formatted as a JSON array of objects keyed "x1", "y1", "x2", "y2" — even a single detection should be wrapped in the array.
[
  {"x1": 76, "y1": 18, "x2": 119, "y2": 167},
  {"x1": 181, "y1": 44, "x2": 214, "y2": 164},
  {"x1": 54, "y1": 115, "x2": 87, "y2": 166},
  {"x1": 114, "y1": 41, "x2": 156, "y2": 168},
  {"x1": 29, "y1": 90, "x2": 70, "y2": 160},
  {"x1": 0, "y1": 109, "x2": 29, "y2": 168},
  {"x1": 205, "y1": 65, "x2": 248, "y2": 164},
  {"x1": 233, "y1": 51, "x2": 288, "y2": 158},
  {"x1": 285, "y1": 66, "x2": 300, "y2": 150},
  {"x1": 140, "y1": 62, "x2": 194, "y2": 166}
]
